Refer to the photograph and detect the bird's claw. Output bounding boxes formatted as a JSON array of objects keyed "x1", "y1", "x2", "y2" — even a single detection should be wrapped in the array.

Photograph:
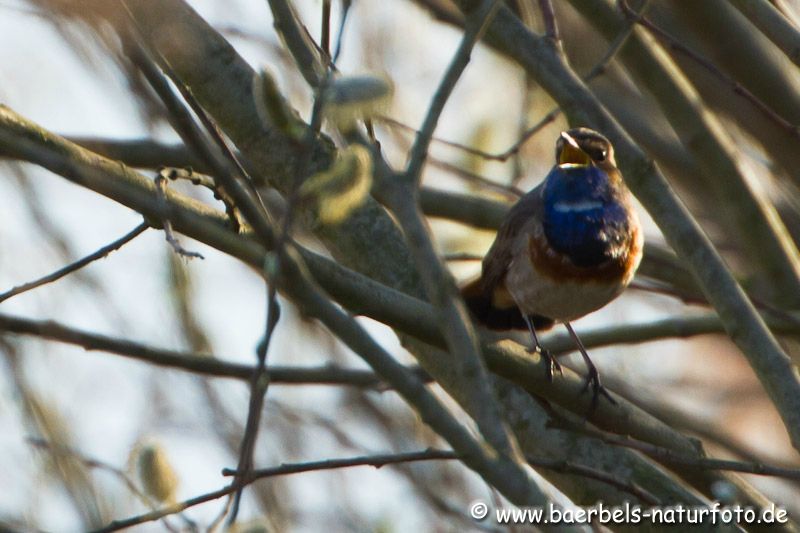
[
  {"x1": 526, "y1": 345, "x2": 562, "y2": 382},
  {"x1": 543, "y1": 349, "x2": 562, "y2": 382},
  {"x1": 580, "y1": 366, "x2": 617, "y2": 417}
]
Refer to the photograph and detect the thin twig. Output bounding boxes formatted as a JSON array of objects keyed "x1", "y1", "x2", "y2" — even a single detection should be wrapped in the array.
[
  {"x1": 619, "y1": 0, "x2": 800, "y2": 138},
  {"x1": 524, "y1": 454, "x2": 659, "y2": 505},
  {"x1": 92, "y1": 484, "x2": 235, "y2": 533},
  {"x1": 95, "y1": 450, "x2": 453, "y2": 532},
  {"x1": 537, "y1": 0, "x2": 560, "y2": 44},
  {"x1": 94, "y1": 447, "x2": 663, "y2": 532},
  {"x1": 600, "y1": 433, "x2": 800, "y2": 482},
  {"x1": 0, "y1": 222, "x2": 148, "y2": 304},
  {"x1": 378, "y1": 11, "x2": 640, "y2": 165},
  {"x1": 223, "y1": 448, "x2": 458, "y2": 478},
  {"x1": 155, "y1": 172, "x2": 204, "y2": 259},
  {"x1": 321, "y1": 0, "x2": 331, "y2": 57},
  {"x1": 405, "y1": 0, "x2": 503, "y2": 182}
]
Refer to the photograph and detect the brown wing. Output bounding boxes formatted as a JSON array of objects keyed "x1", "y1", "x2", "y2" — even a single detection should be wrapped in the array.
[
  {"x1": 481, "y1": 183, "x2": 545, "y2": 297},
  {"x1": 461, "y1": 182, "x2": 553, "y2": 331}
]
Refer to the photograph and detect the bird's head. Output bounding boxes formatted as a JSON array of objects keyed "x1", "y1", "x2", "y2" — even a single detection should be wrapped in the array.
[{"x1": 555, "y1": 127, "x2": 616, "y2": 172}]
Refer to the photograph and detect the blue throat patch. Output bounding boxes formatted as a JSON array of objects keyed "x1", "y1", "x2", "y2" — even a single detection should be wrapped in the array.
[{"x1": 542, "y1": 165, "x2": 630, "y2": 267}]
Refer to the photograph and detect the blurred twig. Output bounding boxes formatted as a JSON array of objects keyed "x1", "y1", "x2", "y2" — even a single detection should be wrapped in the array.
[
  {"x1": 26, "y1": 438, "x2": 191, "y2": 533},
  {"x1": 619, "y1": 0, "x2": 800, "y2": 139},
  {"x1": 729, "y1": 0, "x2": 800, "y2": 68},
  {"x1": 4, "y1": 348, "x2": 107, "y2": 529},
  {"x1": 598, "y1": 432, "x2": 800, "y2": 482},
  {"x1": 7, "y1": 309, "x2": 800, "y2": 386},
  {"x1": 154, "y1": 172, "x2": 204, "y2": 259}
]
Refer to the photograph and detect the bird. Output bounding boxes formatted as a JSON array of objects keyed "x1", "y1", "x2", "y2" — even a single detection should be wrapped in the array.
[{"x1": 462, "y1": 127, "x2": 643, "y2": 411}]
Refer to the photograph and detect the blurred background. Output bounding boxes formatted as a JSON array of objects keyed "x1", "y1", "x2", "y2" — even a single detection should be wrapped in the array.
[{"x1": 2, "y1": 0, "x2": 800, "y2": 530}]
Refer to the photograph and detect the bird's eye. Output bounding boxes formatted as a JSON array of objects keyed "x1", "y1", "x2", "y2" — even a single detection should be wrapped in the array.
[{"x1": 595, "y1": 149, "x2": 608, "y2": 162}]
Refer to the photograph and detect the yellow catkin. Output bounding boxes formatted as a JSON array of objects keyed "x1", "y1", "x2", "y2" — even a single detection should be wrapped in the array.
[
  {"x1": 299, "y1": 145, "x2": 373, "y2": 225},
  {"x1": 134, "y1": 441, "x2": 178, "y2": 504}
]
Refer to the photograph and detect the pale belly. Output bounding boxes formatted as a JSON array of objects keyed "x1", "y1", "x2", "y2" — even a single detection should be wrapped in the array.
[{"x1": 505, "y1": 255, "x2": 627, "y2": 322}]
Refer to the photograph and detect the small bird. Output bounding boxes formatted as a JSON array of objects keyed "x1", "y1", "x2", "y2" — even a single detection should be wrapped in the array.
[{"x1": 463, "y1": 127, "x2": 643, "y2": 410}]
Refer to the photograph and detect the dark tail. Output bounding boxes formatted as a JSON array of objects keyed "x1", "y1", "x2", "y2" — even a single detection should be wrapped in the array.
[{"x1": 461, "y1": 278, "x2": 554, "y2": 331}]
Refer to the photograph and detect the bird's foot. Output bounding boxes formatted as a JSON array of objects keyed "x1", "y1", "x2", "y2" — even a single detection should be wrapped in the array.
[
  {"x1": 580, "y1": 366, "x2": 617, "y2": 417},
  {"x1": 526, "y1": 345, "x2": 562, "y2": 382}
]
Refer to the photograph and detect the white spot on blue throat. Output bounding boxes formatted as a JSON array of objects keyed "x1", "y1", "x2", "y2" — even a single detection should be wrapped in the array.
[{"x1": 552, "y1": 200, "x2": 604, "y2": 213}]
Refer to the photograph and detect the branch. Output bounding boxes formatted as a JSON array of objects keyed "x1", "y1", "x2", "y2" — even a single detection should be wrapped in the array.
[
  {"x1": 267, "y1": 0, "x2": 326, "y2": 86},
  {"x1": 599, "y1": 432, "x2": 800, "y2": 482},
  {"x1": 0, "y1": 222, "x2": 148, "y2": 303},
  {"x1": 224, "y1": 448, "x2": 458, "y2": 479},
  {"x1": 0, "y1": 311, "x2": 431, "y2": 385},
  {"x1": 537, "y1": 0, "x2": 560, "y2": 44},
  {"x1": 96, "y1": 447, "x2": 663, "y2": 532},
  {"x1": 7, "y1": 306, "x2": 798, "y2": 389}
]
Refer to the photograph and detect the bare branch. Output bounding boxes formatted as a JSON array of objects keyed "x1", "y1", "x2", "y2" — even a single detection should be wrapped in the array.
[
  {"x1": 0, "y1": 222, "x2": 148, "y2": 303},
  {"x1": 729, "y1": 0, "x2": 800, "y2": 68}
]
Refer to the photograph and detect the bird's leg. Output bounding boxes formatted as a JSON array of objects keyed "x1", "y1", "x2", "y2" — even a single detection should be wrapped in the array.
[
  {"x1": 564, "y1": 322, "x2": 616, "y2": 414},
  {"x1": 523, "y1": 315, "x2": 561, "y2": 382}
]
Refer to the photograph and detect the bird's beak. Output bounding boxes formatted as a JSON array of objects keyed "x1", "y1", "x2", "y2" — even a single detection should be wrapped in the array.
[{"x1": 558, "y1": 132, "x2": 592, "y2": 166}]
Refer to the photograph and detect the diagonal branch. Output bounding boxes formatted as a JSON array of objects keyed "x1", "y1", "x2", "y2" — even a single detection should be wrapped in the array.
[
  {"x1": 387, "y1": 0, "x2": 522, "y2": 462},
  {"x1": 0, "y1": 222, "x2": 148, "y2": 303}
]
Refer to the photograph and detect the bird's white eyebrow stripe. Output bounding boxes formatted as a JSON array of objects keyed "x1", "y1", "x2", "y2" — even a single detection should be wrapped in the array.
[{"x1": 552, "y1": 200, "x2": 604, "y2": 213}]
